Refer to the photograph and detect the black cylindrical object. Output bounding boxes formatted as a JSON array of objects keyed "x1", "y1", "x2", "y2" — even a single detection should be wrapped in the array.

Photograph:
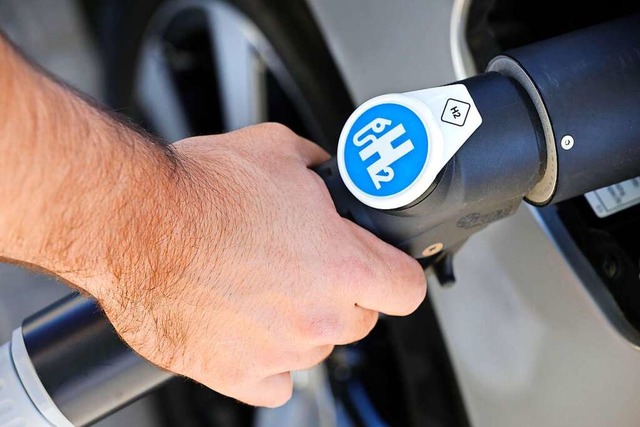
[
  {"x1": 319, "y1": 71, "x2": 545, "y2": 258},
  {"x1": 21, "y1": 294, "x2": 172, "y2": 426},
  {"x1": 489, "y1": 13, "x2": 640, "y2": 204}
]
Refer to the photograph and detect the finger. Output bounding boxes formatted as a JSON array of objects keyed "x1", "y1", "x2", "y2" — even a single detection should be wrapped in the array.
[
  {"x1": 335, "y1": 306, "x2": 379, "y2": 345},
  {"x1": 292, "y1": 345, "x2": 335, "y2": 370},
  {"x1": 244, "y1": 122, "x2": 329, "y2": 166},
  {"x1": 345, "y1": 221, "x2": 427, "y2": 316},
  {"x1": 235, "y1": 373, "x2": 294, "y2": 408},
  {"x1": 292, "y1": 136, "x2": 331, "y2": 167},
  {"x1": 269, "y1": 345, "x2": 335, "y2": 374}
]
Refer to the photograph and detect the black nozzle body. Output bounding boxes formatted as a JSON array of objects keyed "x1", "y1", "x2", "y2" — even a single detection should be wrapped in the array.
[
  {"x1": 22, "y1": 295, "x2": 172, "y2": 426},
  {"x1": 494, "y1": 13, "x2": 640, "y2": 204}
]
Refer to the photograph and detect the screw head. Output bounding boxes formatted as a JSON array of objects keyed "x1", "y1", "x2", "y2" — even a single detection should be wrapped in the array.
[
  {"x1": 423, "y1": 243, "x2": 444, "y2": 257},
  {"x1": 561, "y1": 135, "x2": 574, "y2": 150}
]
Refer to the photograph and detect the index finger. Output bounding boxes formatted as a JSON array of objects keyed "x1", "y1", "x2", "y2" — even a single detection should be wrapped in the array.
[
  {"x1": 346, "y1": 221, "x2": 428, "y2": 316},
  {"x1": 292, "y1": 136, "x2": 331, "y2": 167}
]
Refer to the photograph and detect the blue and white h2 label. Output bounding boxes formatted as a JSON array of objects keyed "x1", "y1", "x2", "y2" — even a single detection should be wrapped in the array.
[
  {"x1": 342, "y1": 103, "x2": 429, "y2": 199},
  {"x1": 338, "y1": 85, "x2": 482, "y2": 210}
]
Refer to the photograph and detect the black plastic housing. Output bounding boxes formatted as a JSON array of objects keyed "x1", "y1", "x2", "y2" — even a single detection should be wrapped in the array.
[
  {"x1": 502, "y1": 13, "x2": 640, "y2": 204},
  {"x1": 317, "y1": 71, "x2": 546, "y2": 259},
  {"x1": 22, "y1": 295, "x2": 172, "y2": 426}
]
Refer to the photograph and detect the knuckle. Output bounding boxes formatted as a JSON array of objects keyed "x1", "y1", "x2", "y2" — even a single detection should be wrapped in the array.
[
  {"x1": 362, "y1": 310, "x2": 380, "y2": 336},
  {"x1": 398, "y1": 265, "x2": 428, "y2": 315},
  {"x1": 262, "y1": 122, "x2": 293, "y2": 138},
  {"x1": 349, "y1": 311, "x2": 379, "y2": 343},
  {"x1": 335, "y1": 255, "x2": 375, "y2": 289},
  {"x1": 350, "y1": 257, "x2": 377, "y2": 281},
  {"x1": 298, "y1": 314, "x2": 343, "y2": 344},
  {"x1": 309, "y1": 169, "x2": 331, "y2": 193},
  {"x1": 315, "y1": 345, "x2": 335, "y2": 365},
  {"x1": 293, "y1": 346, "x2": 335, "y2": 371}
]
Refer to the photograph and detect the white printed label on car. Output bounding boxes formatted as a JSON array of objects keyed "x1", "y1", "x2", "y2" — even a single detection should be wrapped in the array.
[{"x1": 585, "y1": 177, "x2": 640, "y2": 217}]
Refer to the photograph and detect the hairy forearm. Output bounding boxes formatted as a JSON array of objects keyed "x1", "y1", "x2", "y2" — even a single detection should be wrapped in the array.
[
  {"x1": 0, "y1": 36, "x2": 192, "y2": 299},
  {"x1": 0, "y1": 31, "x2": 428, "y2": 408}
]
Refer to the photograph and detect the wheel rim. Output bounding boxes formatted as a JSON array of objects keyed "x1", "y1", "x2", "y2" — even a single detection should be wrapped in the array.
[{"x1": 133, "y1": 0, "x2": 322, "y2": 143}]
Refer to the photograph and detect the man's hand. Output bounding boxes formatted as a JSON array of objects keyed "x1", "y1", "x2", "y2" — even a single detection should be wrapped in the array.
[
  {"x1": 0, "y1": 36, "x2": 426, "y2": 408},
  {"x1": 96, "y1": 124, "x2": 427, "y2": 407}
]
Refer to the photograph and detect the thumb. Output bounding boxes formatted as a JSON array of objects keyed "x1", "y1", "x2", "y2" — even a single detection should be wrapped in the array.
[{"x1": 293, "y1": 136, "x2": 331, "y2": 167}]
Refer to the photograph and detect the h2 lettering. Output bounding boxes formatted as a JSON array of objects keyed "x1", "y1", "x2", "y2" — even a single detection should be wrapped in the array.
[{"x1": 353, "y1": 117, "x2": 415, "y2": 190}]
